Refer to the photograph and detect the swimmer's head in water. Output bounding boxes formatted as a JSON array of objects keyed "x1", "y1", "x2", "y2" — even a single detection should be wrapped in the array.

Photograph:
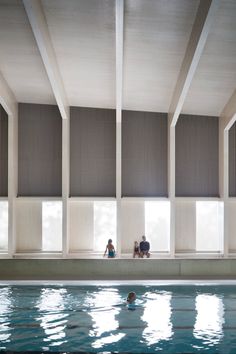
[{"x1": 127, "y1": 291, "x2": 136, "y2": 303}]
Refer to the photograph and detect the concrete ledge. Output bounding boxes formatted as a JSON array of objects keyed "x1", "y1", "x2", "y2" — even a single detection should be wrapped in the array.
[{"x1": 0, "y1": 259, "x2": 236, "y2": 280}]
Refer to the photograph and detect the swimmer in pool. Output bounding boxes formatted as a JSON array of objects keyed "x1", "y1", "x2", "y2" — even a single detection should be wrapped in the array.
[
  {"x1": 127, "y1": 291, "x2": 136, "y2": 304},
  {"x1": 103, "y1": 238, "x2": 115, "y2": 258},
  {"x1": 126, "y1": 292, "x2": 137, "y2": 310}
]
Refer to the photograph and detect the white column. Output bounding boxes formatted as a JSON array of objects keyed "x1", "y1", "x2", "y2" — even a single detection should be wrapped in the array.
[
  {"x1": 62, "y1": 117, "x2": 70, "y2": 257},
  {"x1": 219, "y1": 89, "x2": 236, "y2": 257},
  {"x1": 115, "y1": 0, "x2": 124, "y2": 257},
  {"x1": 8, "y1": 106, "x2": 18, "y2": 257},
  {"x1": 168, "y1": 119, "x2": 175, "y2": 257},
  {"x1": 116, "y1": 119, "x2": 122, "y2": 256},
  {"x1": 219, "y1": 120, "x2": 229, "y2": 257}
]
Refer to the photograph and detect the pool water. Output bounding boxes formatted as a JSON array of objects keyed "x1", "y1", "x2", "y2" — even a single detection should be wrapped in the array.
[{"x1": 0, "y1": 284, "x2": 236, "y2": 353}]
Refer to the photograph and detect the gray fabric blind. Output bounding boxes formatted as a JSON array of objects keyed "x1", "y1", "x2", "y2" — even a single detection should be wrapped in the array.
[
  {"x1": 229, "y1": 121, "x2": 236, "y2": 197},
  {"x1": 176, "y1": 114, "x2": 219, "y2": 197},
  {"x1": 18, "y1": 103, "x2": 62, "y2": 196},
  {"x1": 0, "y1": 105, "x2": 8, "y2": 196},
  {"x1": 122, "y1": 110, "x2": 167, "y2": 197},
  {"x1": 70, "y1": 107, "x2": 116, "y2": 196}
]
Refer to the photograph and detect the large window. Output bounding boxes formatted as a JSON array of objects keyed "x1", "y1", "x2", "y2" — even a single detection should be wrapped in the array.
[
  {"x1": 145, "y1": 201, "x2": 170, "y2": 252},
  {"x1": 42, "y1": 202, "x2": 62, "y2": 252},
  {"x1": 94, "y1": 201, "x2": 116, "y2": 252},
  {"x1": 0, "y1": 202, "x2": 8, "y2": 251},
  {"x1": 196, "y1": 201, "x2": 224, "y2": 252}
]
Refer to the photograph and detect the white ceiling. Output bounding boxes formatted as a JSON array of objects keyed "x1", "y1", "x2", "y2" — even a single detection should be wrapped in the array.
[
  {"x1": 123, "y1": 0, "x2": 199, "y2": 113},
  {"x1": 0, "y1": 0, "x2": 55, "y2": 104},
  {"x1": 0, "y1": 0, "x2": 236, "y2": 116},
  {"x1": 42, "y1": 0, "x2": 116, "y2": 109},
  {"x1": 182, "y1": 0, "x2": 236, "y2": 116}
]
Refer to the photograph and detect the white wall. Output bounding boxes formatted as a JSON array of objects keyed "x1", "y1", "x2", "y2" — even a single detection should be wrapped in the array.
[
  {"x1": 16, "y1": 200, "x2": 42, "y2": 251},
  {"x1": 175, "y1": 200, "x2": 196, "y2": 252},
  {"x1": 228, "y1": 201, "x2": 236, "y2": 252},
  {"x1": 69, "y1": 201, "x2": 94, "y2": 251}
]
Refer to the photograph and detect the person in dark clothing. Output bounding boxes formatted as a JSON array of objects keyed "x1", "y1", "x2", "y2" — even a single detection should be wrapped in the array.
[{"x1": 139, "y1": 235, "x2": 150, "y2": 258}]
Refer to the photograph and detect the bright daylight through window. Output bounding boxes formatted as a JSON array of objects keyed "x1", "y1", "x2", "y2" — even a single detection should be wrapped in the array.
[
  {"x1": 0, "y1": 202, "x2": 8, "y2": 251},
  {"x1": 145, "y1": 201, "x2": 170, "y2": 252},
  {"x1": 94, "y1": 201, "x2": 116, "y2": 252}
]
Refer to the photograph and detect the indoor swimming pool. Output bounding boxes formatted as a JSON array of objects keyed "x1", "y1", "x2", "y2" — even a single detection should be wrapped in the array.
[{"x1": 0, "y1": 282, "x2": 236, "y2": 353}]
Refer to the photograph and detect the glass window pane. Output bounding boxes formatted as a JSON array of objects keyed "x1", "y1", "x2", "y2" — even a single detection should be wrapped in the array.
[
  {"x1": 42, "y1": 201, "x2": 62, "y2": 251},
  {"x1": 196, "y1": 201, "x2": 224, "y2": 252},
  {"x1": 94, "y1": 201, "x2": 116, "y2": 252},
  {"x1": 145, "y1": 201, "x2": 170, "y2": 252},
  {"x1": 0, "y1": 202, "x2": 8, "y2": 251}
]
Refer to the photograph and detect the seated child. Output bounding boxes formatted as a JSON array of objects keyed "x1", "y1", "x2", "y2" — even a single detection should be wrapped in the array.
[
  {"x1": 103, "y1": 238, "x2": 115, "y2": 258},
  {"x1": 133, "y1": 241, "x2": 140, "y2": 258}
]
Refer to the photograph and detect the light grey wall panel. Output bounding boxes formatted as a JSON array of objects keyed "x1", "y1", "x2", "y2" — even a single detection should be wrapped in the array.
[
  {"x1": 122, "y1": 110, "x2": 167, "y2": 197},
  {"x1": 176, "y1": 114, "x2": 219, "y2": 197},
  {"x1": 70, "y1": 107, "x2": 116, "y2": 196},
  {"x1": 0, "y1": 105, "x2": 8, "y2": 196},
  {"x1": 229, "y1": 121, "x2": 236, "y2": 196},
  {"x1": 18, "y1": 103, "x2": 62, "y2": 196}
]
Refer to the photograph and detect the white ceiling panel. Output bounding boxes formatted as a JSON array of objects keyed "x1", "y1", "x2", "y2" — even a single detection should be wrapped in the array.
[
  {"x1": 123, "y1": 0, "x2": 199, "y2": 113},
  {"x1": 0, "y1": 0, "x2": 55, "y2": 104},
  {"x1": 42, "y1": 0, "x2": 116, "y2": 109},
  {"x1": 182, "y1": 0, "x2": 236, "y2": 117}
]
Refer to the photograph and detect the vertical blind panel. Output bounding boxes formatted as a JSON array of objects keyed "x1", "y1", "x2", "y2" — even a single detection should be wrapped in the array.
[
  {"x1": 70, "y1": 107, "x2": 116, "y2": 196},
  {"x1": 0, "y1": 105, "x2": 8, "y2": 196},
  {"x1": 229, "y1": 121, "x2": 236, "y2": 196},
  {"x1": 176, "y1": 114, "x2": 219, "y2": 197},
  {"x1": 18, "y1": 103, "x2": 62, "y2": 196},
  {"x1": 122, "y1": 110, "x2": 167, "y2": 196}
]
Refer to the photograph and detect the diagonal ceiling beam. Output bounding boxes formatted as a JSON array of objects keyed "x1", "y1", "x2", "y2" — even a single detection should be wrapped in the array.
[
  {"x1": 0, "y1": 71, "x2": 17, "y2": 117},
  {"x1": 168, "y1": 0, "x2": 219, "y2": 126},
  {"x1": 23, "y1": 0, "x2": 69, "y2": 120},
  {"x1": 220, "y1": 89, "x2": 236, "y2": 131}
]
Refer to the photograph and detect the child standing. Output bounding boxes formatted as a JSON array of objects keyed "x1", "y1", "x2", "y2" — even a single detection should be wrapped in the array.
[{"x1": 103, "y1": 238, "x2": 115, "y2": 258}]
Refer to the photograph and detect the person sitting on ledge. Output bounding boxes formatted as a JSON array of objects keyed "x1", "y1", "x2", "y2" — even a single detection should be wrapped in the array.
[
  {"x1": 133, "y1": 241, "x2": 140, "y2": 258},
  {"x1": 139, "y1": 235, "x2": 150, "y2": 258},
  {"x1": 103, "y1": 238, "x2": 115, "y2": 258}
]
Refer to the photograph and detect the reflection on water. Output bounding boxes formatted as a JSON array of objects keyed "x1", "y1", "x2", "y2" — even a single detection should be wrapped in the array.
[
  {"x1": 141, "y1": 292, "x2": 173, "y2": 346},
  {"x1": 194, "y1": 294, "x2": 224, "y2": 346},
  {"x1": 0, "y1": 285, "x2": 232, "y2": 353},
  {"x1": 86, "y1": 288, "x2": 125, "y2": 349},
  {"x1": 0, "y1": 287, "x2": 12, "y2": 346},
  {"x1": 36, "y1": 288, "x2": 68, "y2": 347}
]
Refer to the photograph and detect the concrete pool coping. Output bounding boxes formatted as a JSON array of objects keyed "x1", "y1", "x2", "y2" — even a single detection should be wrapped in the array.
[
  {"x1": 1, "y1": 258, "x2": 236, "y2": 280},
  {"x1": 1, "y1": 279, "x2": 236, "y2": 286}
]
